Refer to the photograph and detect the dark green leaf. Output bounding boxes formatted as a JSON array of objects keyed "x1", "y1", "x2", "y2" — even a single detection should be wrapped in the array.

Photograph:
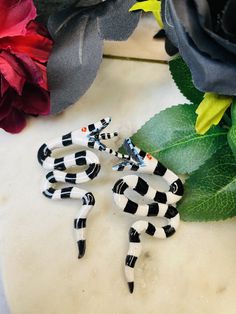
[
  {"x1": 178, "y1": 145, "x2": 236, "y2": 221},
  {"x1": 228, "y1": 100, "x2": 236, "y2": 159},
  {"x1": 129, "y1": 104, "x2": 227, "y2": 174},
  {"x1": 169, "y1": 56, "x2": 204, "y2": 104}
]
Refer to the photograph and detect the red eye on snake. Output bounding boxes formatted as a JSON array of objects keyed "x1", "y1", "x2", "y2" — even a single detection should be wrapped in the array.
[{"x1": 146, "y1": 153, "x2": 152, "y2": 160}]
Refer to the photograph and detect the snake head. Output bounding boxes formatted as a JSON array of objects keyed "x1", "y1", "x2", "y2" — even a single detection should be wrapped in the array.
[
  {"x1": 123, "y1": 138, "x2": 145, "y2": 166},
  {"x1": 112, "y1": 138, "x2": 146, "y2": 171},
  {"x1": 112, "y1": 138, "x2": 158, "y2": 174},
  {"x1": 73, "y1": 117, "x2": 121, "y2": 152}
]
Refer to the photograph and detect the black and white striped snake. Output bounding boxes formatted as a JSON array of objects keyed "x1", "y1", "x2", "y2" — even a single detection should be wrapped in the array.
[
  {"x1": 37, "y1": 117, "x2": 127, "y2": 258},
  {"x1": 37, "y1": 118, "x2": 183, "y2": 294},
  {"x1": 112, "y1": 138, "x2": 184, "y2": 293}
]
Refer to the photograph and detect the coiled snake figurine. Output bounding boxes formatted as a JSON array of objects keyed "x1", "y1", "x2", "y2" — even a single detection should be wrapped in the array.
[
  {"x1": 37, "y1": 118, "x2": 183, "y2": 294},
  {"x1": 37, "y1": 117, "x2": 127, "y2": 258},
  {"x1": 112, "y1": 138, "x2": 184, "y2": 293}
]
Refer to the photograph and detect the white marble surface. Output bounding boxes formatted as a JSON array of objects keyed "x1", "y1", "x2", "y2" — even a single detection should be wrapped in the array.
[{"x1": 0, "y1": 17, "x2": 236, "y2": 314}]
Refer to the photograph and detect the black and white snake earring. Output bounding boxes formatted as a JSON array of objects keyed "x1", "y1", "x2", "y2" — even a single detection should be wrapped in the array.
[
  {"x1": 37, "y1": 117, "x2": 128, "y2": 258},
  {"x1": 112, "y1": 138, "x2": 184, "y2": 293}
]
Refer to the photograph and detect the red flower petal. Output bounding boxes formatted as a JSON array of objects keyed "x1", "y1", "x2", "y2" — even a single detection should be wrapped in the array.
[
  {"x1": 0, "y1": 0, "x2": 36, "y2": 38},
  {"x1": 0, "y1": 106, "x2": 26, "y2": 134},
  {"x1": 26, "y1": 21, "x2": 50, "y2": 38},
  {"x1": 14, "y1": 84, "x2": 50, "y2": 115},
  {"x1": 0, "y1": 51, "x2": 26, "y2": 94},
  {"x1": 11, "y1": 51, "x2": 44, "y2": 86},
  {"x1": 1, "y1": 75, "x2": 10, "y2": 97},
  {"x1": 0, "y1": 34, "x2": 53, "y2": 63},
  {"x1": 0, "y1": 21, "x2": 53, "y2": 63},
  {"x1": 34, "y1": 62, "x2": 48, "y2": 90},
  {"x1": 0, "y1": 90, "x2": 12, "y2": 121}
]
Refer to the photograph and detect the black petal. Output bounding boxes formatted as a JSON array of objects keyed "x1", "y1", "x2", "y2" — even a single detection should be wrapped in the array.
[
  {"x1": 162, "y1": 0, "x2": 236, "y2": 95},
  {"x1": 97, "y1": 0, "x2": 141, "y2": 40},
  {"x1": 47, "y1": 14, "x2": 103, "y2": 114}
]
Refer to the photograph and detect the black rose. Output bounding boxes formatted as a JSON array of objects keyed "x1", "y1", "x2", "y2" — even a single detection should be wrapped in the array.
[{"x1": 162, "y1": 0, "x2": 236, "y2": 96}]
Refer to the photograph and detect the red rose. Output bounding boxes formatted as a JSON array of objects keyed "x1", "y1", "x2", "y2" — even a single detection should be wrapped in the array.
[{"x1": 0, "y1": 0, "x2": 53, "y2": 134}]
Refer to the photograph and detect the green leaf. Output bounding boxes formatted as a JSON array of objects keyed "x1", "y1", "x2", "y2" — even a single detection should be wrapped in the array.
[
  {"x1": 228, "y1": 126, "x2": 236, "y2": 159},
  {"x1": 178, "y1": 145, "x2": 236, "y2": 221},
  {"x1": 195, "y1": 93, "x2": 232, "y2": 135},
  {"x1": 169, "y1": 56, "x2": 204, "y2": 104},
  {"x1": 128, "y1": 104, "x2": 227, "y2": 174},
  {"x1": 228, "y1": 100, "x2": 236, "y2": 159},
  {"x1": 129, "y1": 0, "x2": 163, "y2": 27}
]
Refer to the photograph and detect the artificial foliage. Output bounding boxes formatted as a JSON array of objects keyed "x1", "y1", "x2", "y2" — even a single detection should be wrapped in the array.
[
  {"x1": 129, "y1": 104, "x2": 227, "y2": 174},
  {"x1": 228, "y1": 101, "x2": 236, "y2": 160},
  {"x1": 125, "y1": 52, "x2": 236, "y2": 221},
  {"x1": 178, "y1": 145, "x2": 236, "y2": 221},
  {"x1": 169, "y1": 57, "x2": 204, "y2": 104}
]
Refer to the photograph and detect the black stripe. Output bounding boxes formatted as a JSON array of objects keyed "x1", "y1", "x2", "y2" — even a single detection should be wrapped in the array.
[
  {"x1": 134, "y1": 177, "x2": 149, "y2": 196},
  {"x1": 117, "y1": 165, "x2": 125, "y2": 171},
  {"x1": 62, "y1": 133, "x2": 72, "y2": 146},
  {"x1": 124, "y1": 200, "x2": 138, "y2": 214},
  {"x1": 131, "y1": 164, "x2": 139, "y2": 171},
  {"x1": 65, "y1": 173, "x2": 77, "y2": 184},
  {"x1": 88, "y1": 141, "x2": 95, "y2": 149},
  {"x1": 125, "y1": 255, "x2": 138, "y2": 268},
  {"x1": 101, "y1": 118, "x2": 106, "y2": 125},
  {"x1": 82, "y1": 192, "x2": 95, "y2": 205},
  {"x1": 75, "y1": 151, "x2": 86, "y2": 166},
  {"x1": 169, "y1": 179, "x2": 184, "y2": 196},
  {"x1": 46, "y1": 171, "x2": 57, "y2": 183},
  {"x1": 74, "y1": 218, "x2": 86, "y2": 229},
  {"x1": 88, "y1": 123, "x2": 95, "y2": 131},
  {"x1": 129, "y1": 227, "x2": 140, "y2": 243},
  {"x1": 61, "y1": 187, "x2": 73, "y2": 198},
  {"x1": 94, "y1": 164, "x2": 101, "y2": 177},
  {"x1": 43, "y1": 187, "x2": 55, "y2": 198},
  {"x1": 37, "y1": 143, "x2": 51, "y2": 164},
  {"x1": 77, "y1": 240, "x2": 86, "y2": 259},
  {"x1": 154, "y1": 191, "x2": 167, "y2": 203},
  {"x1": 113, "y1": 179, "x2": 128, "y2": 194},
  {"x1": 139, "y1": 150, "x2": 146, "y2": 159},
  {"x1": 128, "y1": 282, "x2": 134, "y2": 294},
  {"x1": 154, "y1": 162, "x2": 167, "y2": 176},
  {"x1": 163, "y1": 225, "x2": 176, "y2": 237},
  {"x1": 75, "y1": 155, "x2": 86, "y2": 166},
  {"x1": 54, "y1": 157, "x2": 66, "y2": 170},
  {"x1": 164, "y1": 206, "x2": 179, "y2": 219},
  {"x1": 85, "y1": 163, "x2": 100, "y2": 180},
  {"x1": 101, "y1": 134, "x2": 106, "y2": 140},
  {"x1": 146, "y1": 222, "x2": 156, "y2": 236},
  {"x1": 147, "y1": 203, "x2": 159, "y2": 216}
]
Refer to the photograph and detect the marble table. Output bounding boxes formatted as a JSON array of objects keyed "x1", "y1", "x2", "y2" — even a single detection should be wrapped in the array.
[{"x1": 0, "y1": 16, "x2": 236, "y2": 314}]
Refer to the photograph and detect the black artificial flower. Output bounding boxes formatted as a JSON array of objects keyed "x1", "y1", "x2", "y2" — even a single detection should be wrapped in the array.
[
  {"x1": 162, "y1": 0, "x2": 236, "y2": 96},
  {"x1": 34, "y1": 0, "x2": 140, "y2": 113}
]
